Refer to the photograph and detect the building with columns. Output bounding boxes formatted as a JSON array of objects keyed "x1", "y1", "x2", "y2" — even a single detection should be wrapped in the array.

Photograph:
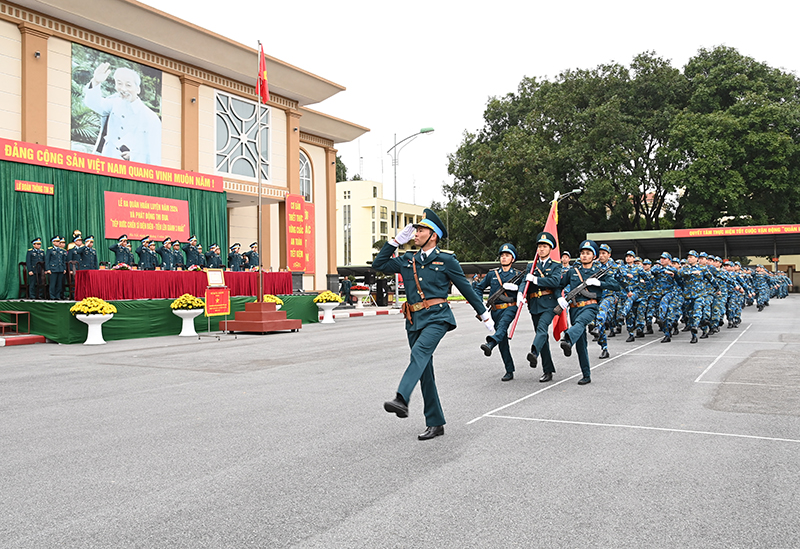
[{"x1": 0, "y1": 0, "x2": 367, "y2": 291}]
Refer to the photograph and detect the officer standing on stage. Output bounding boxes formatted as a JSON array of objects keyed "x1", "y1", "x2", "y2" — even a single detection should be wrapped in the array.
[
  {"x1": 45, "y1": 236, "x2": 68, "y2": 300},
  {"x1": 77, "y1": 235, "x2": 98, "y2": 270},
  {"x1": 183, "y1": 235, "x2": 202, "y2": 268},
  {"x1": 158, "y1": 238, "x2": 174, "y2": 270},
  {"x1": 195, "y1": 245, "x2": 207, "y2": 268},
  {"x1": 228, "y1": 243, "x2": 245, "y2": 271},
  {"x1": 206, "y1": 244, "x2": 223, "y2": 268},
  {"x1": 136, "y1": 237, "x2": 153, "y2": 269},
  {"x1": 374, "y1": 209, "x2": 494, "y2": 440},
  {"x1": 473, "y1": 243, "x2": 520, "y2": 382},
  {"x1": 66, "y1": 235, "x2": 83, "y2": 266},
  {"x1": 557, "y1": 240, "x2": 621, "y2": 385},
  {"x1": 171, "y1": 240, "x2": 184, "y2": 269},
  {"x1": 243, "y1": 242, "x2": 259, "y2": 271},
  {"x1": 109, "y1": 235, "x2": 134, "y2": 266},
  {"x1": 521, "y1": 232, "x2": 563, "y2": 382},
  {"x1": 26, "y1": 237, "x2": 45, "y2": 299}
]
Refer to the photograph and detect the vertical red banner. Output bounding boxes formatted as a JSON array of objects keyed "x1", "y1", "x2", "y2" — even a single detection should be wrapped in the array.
[
  {"x1": 285, "y1": 194, "x2": 306, "y2": 272},
  {"x1": 303, "y1": 202, "x2": 315, "y2": 274}
]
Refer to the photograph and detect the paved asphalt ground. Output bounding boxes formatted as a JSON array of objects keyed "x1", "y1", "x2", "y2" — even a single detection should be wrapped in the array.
[{"x1": 2, "y1": 296, "x2": 799, "y2": 548}]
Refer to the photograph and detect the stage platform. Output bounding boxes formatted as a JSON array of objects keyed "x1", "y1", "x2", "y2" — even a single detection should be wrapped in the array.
[{"x1": 0, "y1": 295, "x2": 319, "y2": 344}]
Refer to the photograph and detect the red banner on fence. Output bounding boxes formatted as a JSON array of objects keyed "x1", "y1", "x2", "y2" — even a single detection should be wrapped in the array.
[
  {"x1": 15, "y1": 180, "x2": 54, "y2": 195},
  {"x1": 104, "y1": 191, "x2": 190, "y2": 241},
  {"x1": 673, "y1": 224, "x2": 800, "y2": 238},
  {"x1": 1, "y1": 138, "x2": 223, "y2": 192}
]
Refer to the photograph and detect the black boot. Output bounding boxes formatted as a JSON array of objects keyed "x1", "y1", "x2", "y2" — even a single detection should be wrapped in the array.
[
  {"x1": 636, "y1": 329, "x2": 645, "y2": 338},
  {"x1": 625, "y1": 334, "x2": 636, "y2": 342},
  {"x1": 661, "y1": 334, "x2": 671, "y2": 343},
  {"x1": 481, "y1": 338, "x2": 496, "y2": 357},
  {"x1": 690, "y1": 330, "x2": 698, "y2": 344},
  {"x1": 673, "y1": 325, "x2": 679, "y2": 335},
  {"x1": 599, "y1": 348, "x2": 609, "y2": 359},
  {"x1": 607, "y1": 329, "x2": 616, "y2": 338},
  {"x1": 646, "y1": 325, "x2": 653, "y2": 335}
]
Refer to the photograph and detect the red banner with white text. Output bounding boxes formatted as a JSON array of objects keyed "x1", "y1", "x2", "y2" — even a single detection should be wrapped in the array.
[{"x1": 104, "y1": 191, "x2": 190, "y2": 241}]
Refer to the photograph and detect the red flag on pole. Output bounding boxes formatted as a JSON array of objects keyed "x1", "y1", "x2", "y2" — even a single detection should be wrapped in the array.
[{"x1": 257, "y1": 44, "x2": 270, "y2": 103}]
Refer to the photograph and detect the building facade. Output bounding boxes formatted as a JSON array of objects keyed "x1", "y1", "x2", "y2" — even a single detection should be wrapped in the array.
[{"x1": 0, "y1": 0, "x2": 367, "y2": 291}]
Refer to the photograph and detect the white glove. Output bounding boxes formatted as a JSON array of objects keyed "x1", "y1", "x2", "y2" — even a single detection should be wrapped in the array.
[
  {"x1": 586, "y1": 277, "x2": 601, "y2": 286},
  {"x1": 526, "y1": 273, "x2": 539, "y2": 285},
  {"x1": 516, "y1": 292, "x2": 526, "y2": 306},
  {"x1": 480, "y1": 311, "x2": 495, "y2": 334},
  {"x1": 503, "y1": 282, "x2": 518, "y2": 291},
  {"x1": 557, "y1": 297, "x2": 569, "y2": 310},
  {"x1": 394, "y1": 223, "x2": 416, "y2": 246},
  {"x1": 480, "y1": 310, "x2": 491, "y2": 322}
]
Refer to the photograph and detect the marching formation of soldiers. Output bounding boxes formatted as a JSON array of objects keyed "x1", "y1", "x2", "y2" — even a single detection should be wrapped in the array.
[
  {"x1": 23, "y1": 231, "x2": 262, "y2": 300},
  {"x1": 475, "y1": 241, "x2": 792, "y2": 385}
]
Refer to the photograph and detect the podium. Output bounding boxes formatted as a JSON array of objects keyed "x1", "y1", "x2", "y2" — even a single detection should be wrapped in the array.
[{"x1": 221, "y1": 301, "x2": 301, "y2": 334}]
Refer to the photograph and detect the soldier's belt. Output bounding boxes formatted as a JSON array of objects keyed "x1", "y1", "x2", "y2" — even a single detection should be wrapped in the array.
[
  {"x1": 528, "y1": 289, "x2": 554, "y2": 298},
  {"x1": 493, "y1": 303, "x2": 515, "y2": 310},
  {"x1": 400, "y1": 298, "x2": 447, "y2": 324},
  {"x1": 570, "y1": 299, "x2": 598, "y2": 308}
]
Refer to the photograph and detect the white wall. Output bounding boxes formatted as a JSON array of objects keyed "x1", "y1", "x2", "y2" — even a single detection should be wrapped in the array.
[{"x1": 0, "y1": 19, "x2": 21, "y2": 140}]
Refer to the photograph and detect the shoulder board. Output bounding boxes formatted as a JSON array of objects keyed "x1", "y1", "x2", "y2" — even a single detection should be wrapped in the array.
[{"x1": 438, "y1": 249, "x2": 454, "y2": 255}]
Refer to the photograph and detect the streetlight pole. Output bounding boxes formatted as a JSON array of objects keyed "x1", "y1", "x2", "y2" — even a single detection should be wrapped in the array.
[{"x1": 387, "y1": 127, "x2": 434, "y2": 307}]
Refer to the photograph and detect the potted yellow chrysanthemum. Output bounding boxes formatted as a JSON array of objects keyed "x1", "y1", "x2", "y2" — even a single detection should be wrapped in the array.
[
  {"x1": 170, "y1": 293, "x2": 205, "y2": 337},
  {"x1": 313, "y1": 291, "x2": 343, "y2": 324},
  {"x1": 70, "y1": 297, "x2": 118, "y2": 345},
  {"x1": 261, "y1": 294, "x2": 284, "y2": 310}
]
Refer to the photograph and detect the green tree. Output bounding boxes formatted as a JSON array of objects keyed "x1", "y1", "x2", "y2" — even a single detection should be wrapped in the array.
[{"x1": 335, "y1": 155, "x2": 347, "y2": 182}]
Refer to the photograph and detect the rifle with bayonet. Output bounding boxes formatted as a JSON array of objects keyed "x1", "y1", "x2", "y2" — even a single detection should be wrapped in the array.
[
  {"x1": 485, "y1": 269, "x2": 527, "y2": 309},
  {"x1": 553, "y1": 264, "x2": 613, "y2": 314}
]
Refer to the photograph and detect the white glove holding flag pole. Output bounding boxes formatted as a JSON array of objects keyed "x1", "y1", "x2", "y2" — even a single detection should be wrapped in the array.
[
  {"x1": 517, "y1": 292, "x2": 526, "y2": 306},
  {"x1": 480, "y1": 310, "x2": 495, "y2": 334},
  {"x1": 525, "y1": 273, "x2": 538, "y2": 285},
  {"x1": 503, "y1": 282, "x2": 518, "y2": 291},
  {"x1": 586, "y1": 278, "x2": 601, "y2": 286},
  {"x1": 391, "y1": 223, "x2": 416, "y2": 247},
  {"x1": 557, "y1": 296, "x2": 569, "y2": 310}
]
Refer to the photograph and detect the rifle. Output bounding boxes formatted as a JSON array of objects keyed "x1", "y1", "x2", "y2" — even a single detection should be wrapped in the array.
[
  {"x1": 553, "y1": 264, "x2": 613, "y2": 315},
  {"x1": 485, "y1": 269, "x2": 527, "y2": 309},
  {"x1": 507, "y1": 256, "x2": 538, "y2": 340}
]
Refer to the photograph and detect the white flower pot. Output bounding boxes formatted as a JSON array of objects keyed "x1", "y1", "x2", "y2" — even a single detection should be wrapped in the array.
[
  {"x1": 76, "y1": 314, "x2": 113, "y2": 345},
  {"x1": 351, "y1": 290, "x2": 370, "y2": 309},
  {"x1": 317, "y1": 302, "x2": 338, "y2": 323},
  {"x1": 173, "y1": 308, "x2": 204, "y2": 336}
]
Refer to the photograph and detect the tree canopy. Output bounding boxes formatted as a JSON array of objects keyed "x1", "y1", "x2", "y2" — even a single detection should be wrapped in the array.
[{"x1": 440, "y1": 46, "x2": 800, "y2": 261}]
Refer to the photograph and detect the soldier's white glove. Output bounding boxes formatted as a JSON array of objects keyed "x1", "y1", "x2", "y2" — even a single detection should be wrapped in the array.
[
  {"x1": 526, "y1": 273, "x2": 538, "y2": 285},
  {"x1": 586, "y1": 277, "x2": 601, "y2": 286},
  {"x1": 480, "y1": 311, "x2": 495, "y2": 334},
  {"x1": 557, "y1": 297, "x2": 569, "y2": 310},
  {"x1": 503, "y1": 282, "x2": 518, "y2": 291},
  {"x1": 516, "y1": 292, "x2": 526, "y2": 306},
  {"x1": 391, "y1": 224, "x2": 416, "y2": 247}
]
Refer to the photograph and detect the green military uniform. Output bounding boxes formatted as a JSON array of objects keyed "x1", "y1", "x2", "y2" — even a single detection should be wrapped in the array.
[
  {"x1": 373, "y1": 209, "x2": 490, "y2": 439},
  {"x1": 25, "y1": 237, "x2": 45, "y2": 299}
]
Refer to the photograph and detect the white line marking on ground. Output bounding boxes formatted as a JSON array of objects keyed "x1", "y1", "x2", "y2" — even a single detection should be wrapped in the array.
[
  {"x1": 696, "y1": 380, "x2": 800, "y2": 388},
  {"x1": 694, "y1": 324, "x2": 752, "y2": 383},
  {"x1": 467, "y1": 337, "x2": 661, "y2": 425},
  {"x1": 485, "y1": 414, "x2": 800, "y2": 444}
]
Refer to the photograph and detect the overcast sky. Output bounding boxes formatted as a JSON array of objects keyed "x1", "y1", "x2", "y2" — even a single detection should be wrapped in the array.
[{"x1": 143, "y1": 0, "x2": 800, "y2": 207}]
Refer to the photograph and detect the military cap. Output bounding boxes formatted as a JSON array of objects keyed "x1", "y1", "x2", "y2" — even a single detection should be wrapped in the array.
[
  {"x1": 58, "y1": 236, "x2": 66, "y2": 243},
  {"x1": 31, "y1": 237, "x2": 42, "y2": 245},
  {"x1": 197, "y1": 244, "x2": 203, "y2": 250},
  {"x1": 562, "y1": 251, "x2": 571, "y2": 258},
  {"x1": 119, "y1": 235, "x2": 128, "y2": 242},
  {"x1": 85, "y1": 235, "x2": 94, "y2": 243},
  {"x1": 73, "y1": 235, "x2": 83, "y2": 243},
  {"x1": 148, "y1": 240, "x2": 156, "y2": 246},
  {"x1": 681, "y1": 259, "x2": 687, "y2": 264},
  {"x1": 661, "y1": 251, "x2": 672, "y2": 260},
  {"x1": 142, "y1": 235, "x2": 150, "y2": 242},
  {"x1": 189, "y1": 235, "x2": 198, "y2": 243},
  {"x1": 230, "y1": 243, "x2": 240, "y2": 251},
  {"x1": 687, "y1": 250, "x2": 699, "y2": 257},
  {"x1": 699, "y1": 251, "x2": 708, "y2": 258},
  {"x1": 634, "y1": 256, "x2": 642, "y2": 263},
  {"x1": 536, "y1": 232, "x2": 556, "y2": 248},
  {"x1": 599, "y1": 243, "x2": 612, "y2": 253},
  {"x1": 643, "y1": 259, "x2": 652, "y2": 265},
  {"x1": 172, "y1": 239, "x2": 180, "y2": 245},
  {"x1": 498, "y1": 243, "x2": 517, "y2": 260},
  {"x1": 50, "y1": 236, "x2": 60, "y2": 243},
  {"x1": 413, "y1": 208, "x2": 447, "y2": 239},
  {"x1": 715, "y1": 256, "x2": 722, "y2": 262},
  {"x1": 163, "y1": 237, "x2": 172, "y2": 245},
  {"x1": 210, "y1": 244, "x2": 219, "y2": 250},
  {"x1": 250, "y1": 242, "x2": 258, "y2": 248},
  {"x1": 579, "y1": 239, "x2": 598, "y2": 257},
  {"x1": 735, "y1": 261, "x2": 741, "y2": 266},
  {"x1": 626, "y1": 250, "x2": 635, "y2": 257}
]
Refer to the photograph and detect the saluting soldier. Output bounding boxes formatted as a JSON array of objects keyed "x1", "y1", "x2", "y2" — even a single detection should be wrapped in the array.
[
  {"x1": 77, "y1": 235, "x2": 99, "y2": 270},
  {"x1": 557, "y1": 240, "x2": 621, "y2": 385},
  {"x1": 171, "y1": 240, "x2": 185, "y2": 270},
  {"x1": 206, "y1": 244, "x2": 223, "y2": 268},
  {"x1": 25, "y1": 237, "x2": 45, "y2": 299},
  {"x1": 66, "y1": 230, "x2": 82, "y2": 252},
  {"x1": 228, "y1": 243, "x2": 245, "y2": 271},
  {"x1": 243, "y1": 242, "x2": 259, "y2": 271},
  {"x1": 157, "y1": 237, "x2": 174, "y2": 270},
  {"x1": 183, "y1": 235, "x2": 203, "y2": 268},
  {"x1": 373, "y1": 209, "x2": 494, "y2": 441},
  {"x1": 521, "y1": 232, "x2": 563, "y2": 383},
  {"x1": 195, "y1": 245, "x2": 207, "y2": 268},
  {"x1": 135, "y1": 236, "x2": 151, "y2": 268},
  {"x1": 140, "y1": 240, "x2": 159, "y2": 270},
  {"x1": 45, "y1": 236, "x2": 68, "y2": 300},
  {"x1": 473, "y1": 243, "x2": 520, "y2": 382},
  {"x1": 109, "y1": 235, "x2": 134, "y2": 266},
  {"x1": 66, "y1": 235, "x2": 84, "y2": 265}
]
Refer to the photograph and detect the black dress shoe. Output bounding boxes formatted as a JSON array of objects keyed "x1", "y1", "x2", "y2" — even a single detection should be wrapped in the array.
[
  {"x1": 690, "y1": 333, "x2": 698, "y2": 344},
  {"x1": 700, "y1": 332, "x2": 709, "y2": 339},
  {"x1": 577, "y1": 377, "x2": 591, "y2": 385},
  {"x1": 599, "y1": 348, "x2": 609, "y2": 359},
  {"x1": 625, "y1": 334, "x2": 635, "y2": 342},
  {"x1": 646, "y1": 325, "x2": 654, "y2": 334},
  {"x1": 616, "y1": 326, "x2": 622, "y2": 333},
  {"x1": 418, "y1": 425, "x2": 444, "y2": 440},
  {"x1": 481, "y1": 343, "x2": 493, "y2": 357},
  {"x1": 384, "y1": 394, "x2": 408, "y2": 418},
  {"x1": 539, "y1": 372, "x2": 552, "y2": 382},
  {"x1": 560, "y1": 339, "x2": 572, "y2": 357},
  {"x1": 661, "y1": 335, "x2": 671, "y2": 343},
  {"x1": 636, "y1": 329, "x2": 645, "y2": 338},
  {"x1": 607, "y1": 329, "x2": 616, "y2": 338},
  {"x1": 501, "y1": 372, "x2": 514, "y2": 382},
  {"x1": 526, "y1": 352, "x2": 538, "y2": 368}
]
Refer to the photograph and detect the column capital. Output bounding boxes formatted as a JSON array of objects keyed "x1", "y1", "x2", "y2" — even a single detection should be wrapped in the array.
[{"x1": 18, "y1": 22, "x2": 52, "y2": 40}]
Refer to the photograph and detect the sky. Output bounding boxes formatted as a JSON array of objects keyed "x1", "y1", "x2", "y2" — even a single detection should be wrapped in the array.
[{"x1": 141, "y1": 0, "x2": 800, "y2": 208}]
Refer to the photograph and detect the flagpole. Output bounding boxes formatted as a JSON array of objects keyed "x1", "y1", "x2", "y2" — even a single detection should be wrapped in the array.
[{"x1": 257, "y1": 40, "x2": 264, "y2": 302}]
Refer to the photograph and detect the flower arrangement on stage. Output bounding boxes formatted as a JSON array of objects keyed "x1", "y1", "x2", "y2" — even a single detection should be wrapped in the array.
[
  {"x1": 70, "y1": 297, "x2": 118, "y2": 316},
  {"x1": 187, "y1": 265, "x2": 204, "y2": 271},
  {"x1": 170, "y1": 293, "x2": 206, "y2": 310},
  {"x1": 313, "y1": 290, "x2": 343, "y2": 303},
  {"x1": 111, "y1": 263, "x2": 130, "y2": 270},
  {"x1": 262, "y1": 294, "x2": 284, "y2": 305},
  {"x1": 350, "y1": 285, "x2": 369, "y2": 291}
]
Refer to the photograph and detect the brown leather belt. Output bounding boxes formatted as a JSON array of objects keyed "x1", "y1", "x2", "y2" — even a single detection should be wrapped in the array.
[
  {"x1": 570, "y1": 299, "x2": 598, "y2": 308},
  {"x1": 493, "y1": 303, "x2": 515, "y2": 310},
  {"x1": 400, "y1": 298, "x2": 447, "y2": 324},
  {"x1": 528, "y1": 289, "x2": 553, "y2": 298}
]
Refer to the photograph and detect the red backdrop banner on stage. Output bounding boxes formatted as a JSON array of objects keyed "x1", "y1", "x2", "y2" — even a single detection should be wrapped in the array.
[
  {"x1": 303, "y1": 201, "x2": 315, "y2": 274},
  {"x1": 104, "y1": 191, "x2": 190, "y2": 241},
  {"x1": 286, "y1": 194, "x2": 306, "y2": 272}
]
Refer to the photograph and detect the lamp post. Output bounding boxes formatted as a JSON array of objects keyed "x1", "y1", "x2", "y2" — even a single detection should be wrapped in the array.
[{"x1": 386, "y1": 127, "x2": 434, "y2": 307}]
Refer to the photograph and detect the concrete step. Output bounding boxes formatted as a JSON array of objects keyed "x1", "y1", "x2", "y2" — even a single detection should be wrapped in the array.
[
  {"x1": 220, "y1": 319, "x2": 301, "y2": 333},
  {"x1": 0, "y1": 334, "x2": 47, "y2": 347}
]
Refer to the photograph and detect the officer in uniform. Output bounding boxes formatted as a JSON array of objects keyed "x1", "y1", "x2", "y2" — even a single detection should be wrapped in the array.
[
  {"x1": 206, "y1": 244, "x2": 223, "y2": 268},
  {"x1": 25, "y1": 237, "x2": 45, "y2": 299},
  {"x1": 228, "y1": 243, "x2": 245, "y2": 271},
  {"x1": 158, "y1": 238, "x2": 174, "y2": 270},
  {"x1": 520, "y1": 232, "x2": 563, "y2": 382},
  {"x1": 183, "y1": 235, "x2": 203, "y2": 268},
  {"x1": 557, "y1": 240, "x2": 621, "y2": 385},
  {"x1": 136, "y1": 237, "x2": 152, "y2": 269},
  {"x1": 473, "y1": 243, "x2": 520, "y2": 381},
  {"x1": 340, "y1": 276, "x2": 353, "y2": 305},
  {"x1": 45, "y1": 236, "x2": 68, "y2": 300},
  {"x1": 650, "y1": 252, "x2": 679, "y2": 342},
  {"x1": 143, "y1": 240, "x2": 159, "y2": 270},
  {"x1": 77, "y1": 235, "x2": 99, "y2": 270},
  {"x1": 679, "y1": 250, "x2": 711, "y2": 343},
  {"x1": 374, "y1": 209, "x2": 494, "y2": 440},
  {"x1": 560, "y1": 250, "x2": 571, "y2": 269},
  {"x1": 195, "y1": 245, "x2": 207, "y2": 268},
  {"x1": 171, "y1": 240, "x2": 184, "y2": 269},
  {"x1": 109, "y1": 235, "x2": 134, "y2": 266},
  {"x1": 593, "y1": 243, "x2": 619, "y2": 358},
  {"x1": 243, "y1": 242, "x2": 260, "y2": 271},
  {"x1": 66, "y1": 235, "x2": 84, "y2": 266}
]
